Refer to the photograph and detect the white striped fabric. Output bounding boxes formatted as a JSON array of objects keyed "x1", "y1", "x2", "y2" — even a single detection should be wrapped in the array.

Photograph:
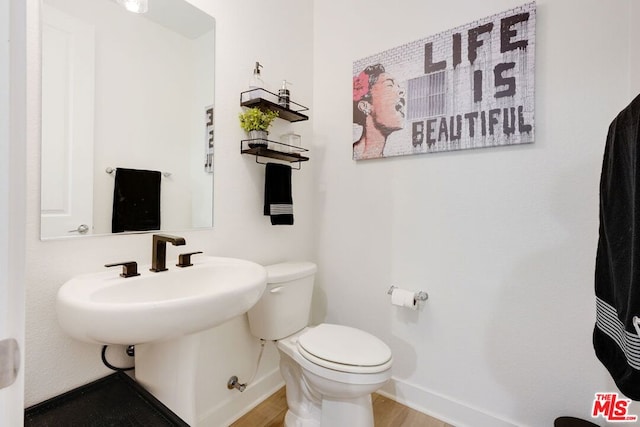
[
  {"x1": 270, "y1": 204, "x2": 293, "y2": 215},
  {"x1": 596, "y1": 297, "x2": 640, "y2": 370}
]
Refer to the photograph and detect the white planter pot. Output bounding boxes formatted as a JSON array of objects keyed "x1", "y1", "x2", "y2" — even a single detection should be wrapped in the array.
[{"x1": 248, "y1": 130, "x2": 268, "y2": 148}]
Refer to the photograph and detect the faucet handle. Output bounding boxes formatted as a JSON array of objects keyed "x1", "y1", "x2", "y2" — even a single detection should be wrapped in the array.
[
  {"x1": 105, "y1": 261, "x2": 141, "y2": 278},
  {"x1": 176, "y1": 251, "x2": 203, "y2": 268}
]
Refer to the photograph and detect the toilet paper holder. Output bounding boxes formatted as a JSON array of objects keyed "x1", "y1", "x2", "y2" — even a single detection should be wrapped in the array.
[{"x1": 387, "y1": 285, "x2": 429, "y2": 302}]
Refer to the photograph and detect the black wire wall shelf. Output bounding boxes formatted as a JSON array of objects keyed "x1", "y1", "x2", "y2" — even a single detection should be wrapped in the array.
[
  {"x1": 241, "y1": 139, "x2": 309, "y2": 170},
  {"x1": 240, "y1": 89, "x2": 310, "y2": 169},
  {"x1": 240, "y1": 88, "x2": 309, "y2": 122}
]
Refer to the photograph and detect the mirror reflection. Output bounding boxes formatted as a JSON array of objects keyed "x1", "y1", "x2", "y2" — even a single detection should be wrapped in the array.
[{"x1": 40, "y1": 0, "x2": 215, "y2": 239}]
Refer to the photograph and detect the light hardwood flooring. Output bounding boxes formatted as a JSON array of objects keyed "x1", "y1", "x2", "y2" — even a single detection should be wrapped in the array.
[{"x1": 230, "y1": 387, "x2": 454, "y2": 427}]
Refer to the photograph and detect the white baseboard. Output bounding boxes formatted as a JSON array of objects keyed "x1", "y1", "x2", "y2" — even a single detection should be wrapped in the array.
[
  {"x1": 198, "y1": 371, "x2": 516, "y2": 427},
  {"x1": 378, "y1": 377, "x2": 517, "y2": 427},
  {"x1": 197, "y1": 368, "x2": 284, "y2": 427}
]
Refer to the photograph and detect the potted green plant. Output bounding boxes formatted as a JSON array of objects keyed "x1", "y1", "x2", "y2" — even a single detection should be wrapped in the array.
[{"x1": 239, "y1": 107, "x2": 279, "y2": 147}]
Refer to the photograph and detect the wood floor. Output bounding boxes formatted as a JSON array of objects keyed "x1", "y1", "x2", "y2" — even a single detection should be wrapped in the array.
[{"x1": 230, "y1": 387, "x2": 454, "y2": 427}]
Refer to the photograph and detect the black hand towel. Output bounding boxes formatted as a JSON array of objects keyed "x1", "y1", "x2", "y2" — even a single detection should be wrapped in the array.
[
  {"x1": 264, "y1": 163, "x2": 293, "y2": 225},
  {"x1": 112, "y1": 168, "x2": 161, "y2": 233},
  {"x1": 594, "y1": 93, "x2": 640, "y2": 400}
]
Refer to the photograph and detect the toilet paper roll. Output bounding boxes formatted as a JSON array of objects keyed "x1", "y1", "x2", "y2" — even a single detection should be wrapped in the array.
[{"x1": 390, "y1": 288, "x2": 417, "y2": 310}]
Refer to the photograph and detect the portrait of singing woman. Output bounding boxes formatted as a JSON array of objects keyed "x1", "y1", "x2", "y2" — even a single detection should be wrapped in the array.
[{"x1": 352, "y1": 64, "x2": 406, "y2": 160}]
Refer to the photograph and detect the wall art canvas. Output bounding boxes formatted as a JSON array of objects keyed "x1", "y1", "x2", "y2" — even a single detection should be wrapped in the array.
[
  {"x1": 204, "y1": 105, "x2": 214, "y2": 173},
  {"x1": 352, "y1": 2, "x2": 535, "y2": 160}
]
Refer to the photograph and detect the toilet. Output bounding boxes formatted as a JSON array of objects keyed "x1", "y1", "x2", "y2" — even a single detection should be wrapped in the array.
[{"x1": 247, "y1": 262, "x2": 392, "y2": 427}]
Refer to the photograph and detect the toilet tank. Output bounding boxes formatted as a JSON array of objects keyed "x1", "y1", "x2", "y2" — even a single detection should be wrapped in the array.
[{"x1": 247, "y1": 262, "x2": 317, "y2": 341}]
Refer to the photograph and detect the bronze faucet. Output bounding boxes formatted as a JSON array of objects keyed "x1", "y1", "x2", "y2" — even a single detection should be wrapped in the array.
[{"x1": 150, "y1": 234, "x2": 186, "y2": 272}]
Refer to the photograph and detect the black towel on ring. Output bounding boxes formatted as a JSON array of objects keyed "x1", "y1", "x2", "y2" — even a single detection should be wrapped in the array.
[
  {"x1": 112, "y1": 168, "x2": 161, "y2": 233},
  {"x1": 264, "y1": 163, "x2": 293, "y2": 225}
]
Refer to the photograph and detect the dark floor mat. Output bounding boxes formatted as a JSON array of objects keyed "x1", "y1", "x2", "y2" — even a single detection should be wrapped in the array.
[{"x1": 24, "y1": 372, "x2": 189, "y2": 426}]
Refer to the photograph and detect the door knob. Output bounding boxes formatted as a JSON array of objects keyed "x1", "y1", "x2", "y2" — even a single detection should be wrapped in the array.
[
  {"x1": 0, "y1": 338, "x2": 19, "y2": 390},
  {"x1": 68, "y1": 224, "x2": 89, "y2": 234}
]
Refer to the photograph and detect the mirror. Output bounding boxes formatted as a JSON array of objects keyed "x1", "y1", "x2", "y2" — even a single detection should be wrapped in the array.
[{"x1": 40, "y1": 0, "x2": 215, "y2": 239}]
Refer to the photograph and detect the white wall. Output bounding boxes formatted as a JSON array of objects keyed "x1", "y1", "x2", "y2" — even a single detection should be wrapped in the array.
[
  {"x1": 24, "y1": 1, "x2": 314, "y2": 425},
  {"x1": 631, "y1": 1, "x2": 640, "y2": 97},
  {"x1": 313, "y1": 0, "x2": 637, "y2": 426}
]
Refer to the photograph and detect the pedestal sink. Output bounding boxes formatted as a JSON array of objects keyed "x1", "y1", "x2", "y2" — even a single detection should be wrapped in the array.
[
  {"x1": 56, "y1": 256, "x2": 267, "y2": 425},
  {"x1": 57, "y1": 256, "x2": 267, "y2": 345}
]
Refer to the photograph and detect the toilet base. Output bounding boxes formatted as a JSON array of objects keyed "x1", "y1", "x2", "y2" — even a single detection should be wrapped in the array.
[
  {"x1": 283, "y1": 395, "x2": 374, "y2": 427},
  {"x1": 320, "y1": 395, "x2": 374, "y2": 427},
  {"x1": 284, "y1": 408, "x2": 320, "y2": 427}
]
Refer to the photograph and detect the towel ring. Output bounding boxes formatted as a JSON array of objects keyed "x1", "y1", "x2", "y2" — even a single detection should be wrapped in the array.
[
  {"x1": 105, "y1": 167, "x2": 172, "y2": 178},
  {"x1": 253, "y1": 156, "x2": 302, "y2": 170}
]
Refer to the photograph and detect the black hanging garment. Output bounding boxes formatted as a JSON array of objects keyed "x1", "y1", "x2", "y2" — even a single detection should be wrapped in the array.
[
  {"x1": 263, "y1": 163, "x2": 294, "y2": 225},
  {"x1": 111, "y1": 168, "x2": 161, "y2": 233},
  {"x1": 594, "y1": 93, "x2": 640, "y2": 400}
]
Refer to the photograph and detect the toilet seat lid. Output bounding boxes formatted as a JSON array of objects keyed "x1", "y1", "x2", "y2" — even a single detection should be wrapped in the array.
[{"x1": 297, "y1": 324, "x2": 392, "y2": 373}]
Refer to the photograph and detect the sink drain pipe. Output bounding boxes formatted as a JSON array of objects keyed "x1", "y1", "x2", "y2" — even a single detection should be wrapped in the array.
[
  {"x1": 101, "y1": 345, "x2": 135, "y2": 372},
  {"x1": 227, "y1": 339, "x2": 266, "y2": 392}
]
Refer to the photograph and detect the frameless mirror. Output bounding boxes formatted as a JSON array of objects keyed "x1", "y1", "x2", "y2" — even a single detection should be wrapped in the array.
[{"x1": 40, "y1": 0, "x2": 215, "y2": 239}]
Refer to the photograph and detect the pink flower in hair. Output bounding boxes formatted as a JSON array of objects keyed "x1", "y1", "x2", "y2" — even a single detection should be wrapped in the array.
[{"x1": 353, "y1": 71, "x2": 369, "y2": 102}]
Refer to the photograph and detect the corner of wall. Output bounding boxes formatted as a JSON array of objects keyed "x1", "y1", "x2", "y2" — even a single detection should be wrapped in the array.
[{"x1": 629, "y1": 0, "x2": 640, "y2": 97}]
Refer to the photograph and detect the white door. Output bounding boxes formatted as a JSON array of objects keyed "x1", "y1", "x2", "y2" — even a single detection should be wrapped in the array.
[
  {"x1": 0, "y1": 0, "x2": 25, "y2": 424},
  {"x1": 40, "y1": 4, "x2": 95, "y2": 239}
]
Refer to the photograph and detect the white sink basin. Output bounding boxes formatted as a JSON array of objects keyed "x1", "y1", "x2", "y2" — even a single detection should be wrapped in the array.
[{"x1": 56, "y1": 256, "x2": 267, "y2": 345}]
